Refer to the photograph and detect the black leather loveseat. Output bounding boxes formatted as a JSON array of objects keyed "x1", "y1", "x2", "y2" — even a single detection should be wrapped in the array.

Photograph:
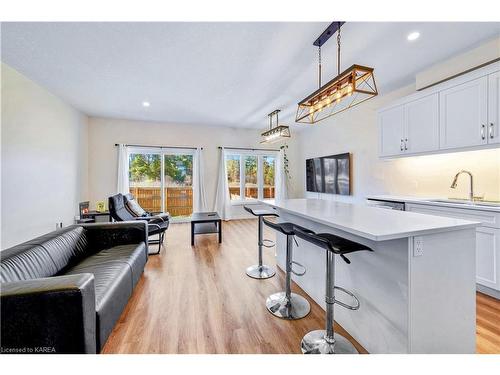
[{"x1": 0, "y1": 221, "x2": 148, "y2": 354}]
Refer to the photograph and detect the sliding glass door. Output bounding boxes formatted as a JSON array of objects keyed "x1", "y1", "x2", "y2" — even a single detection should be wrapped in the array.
[
  {"x1": 163, "y1": 153, "x2": 193, "y2": 219},
  {"x1": 129, "y1": 152, "x2": 162, "y2": 212},
  {"x1": 128, "y1": 147, "x2": 194, "y2": 221}
]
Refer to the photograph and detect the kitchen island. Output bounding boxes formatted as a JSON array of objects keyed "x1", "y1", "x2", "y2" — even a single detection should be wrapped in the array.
[{"x1": 261, "y1": 198, "x2": 480, "y2": 353}]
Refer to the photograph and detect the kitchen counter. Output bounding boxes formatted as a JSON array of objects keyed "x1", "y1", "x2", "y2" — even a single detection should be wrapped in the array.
[
  {"x1": 367, "y1": 194, "x2": 500, "y2": 213},
  {"x1": 261, "y1": 198, "x2": 479, "y2": 353},
  {"x1": 263, "y1": 198, "x2": 478, "y2": 241}
]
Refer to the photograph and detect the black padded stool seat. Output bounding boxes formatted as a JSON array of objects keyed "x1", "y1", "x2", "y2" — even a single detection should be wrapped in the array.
[
  {"x1": 292, "y1": 226, "x2": 372, "y2": 354},
  {"x1": 294, "y1": 229, "x2": 372, "y2": 264},
  {"x1": 243, "y1": 206, "x2": 279, "y2": 280},
  {"x1": 244, "y1": 206, "x2": 279, "y2": 218},
  {"x1": 262, "y1": 219, "x2": 313, "y2": 236}
]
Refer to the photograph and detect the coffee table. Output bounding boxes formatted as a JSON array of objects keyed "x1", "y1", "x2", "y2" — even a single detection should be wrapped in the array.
[{"x1": 190, "y1": 212, "x2": 222, "y2": 246}]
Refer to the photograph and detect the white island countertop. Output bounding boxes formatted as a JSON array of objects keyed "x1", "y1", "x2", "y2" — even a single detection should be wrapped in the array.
[{"x1": 261, "y1": 198, "x2": 479, "y2": 241}]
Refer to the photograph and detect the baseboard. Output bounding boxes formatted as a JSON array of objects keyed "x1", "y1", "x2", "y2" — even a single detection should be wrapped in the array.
[{"x1": 477, "y1": 284, "x2": 500, "y2": 300}]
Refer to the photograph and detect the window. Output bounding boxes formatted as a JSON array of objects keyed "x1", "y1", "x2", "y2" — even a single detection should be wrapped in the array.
[
  {"x1": 129, "y1": 148, "x2": 194, "y2": 221},
  {"x1": 262, "y1": 155, "x2": 276, "y2": 199},
  {"x1": 129, "y1": 153, "x2": 162, "y2": 212},
  {"x1": 226, "y1": 154, "x2": 241, "y2": 200},
  {"x1": 225, "y1": 152, "x2": 277, "y2": 202},
  {"x1": 244, "y1": 156, "x2": 257, "y2": 199},
  {"x1": 164, "y1": 154, "x2": 193, "y2": 219}
]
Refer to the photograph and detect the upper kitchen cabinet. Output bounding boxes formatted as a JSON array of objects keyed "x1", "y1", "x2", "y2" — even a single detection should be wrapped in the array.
[
  {"x1": 378, "y1": 105, "x2": 405, "y2": 157},
  {"x1": 378, "y1": 94, "x2": 439, "y2": 157},
  {"x1": 439, "y1": 76, "x2": 488, "y2": 149},
  {"x1": 377, "y1": 61, "x2": 499, "y2": 158},
  {"x1": 489, "y1": 71, "x2": 500, "y2": 145},
  {"x1": 405, "y1": 94, "x2": 440, "y2": 153}
]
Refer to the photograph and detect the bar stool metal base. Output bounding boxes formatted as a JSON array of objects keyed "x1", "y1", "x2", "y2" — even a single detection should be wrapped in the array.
[
  {"x1": 266, "y1": 292, "x2": 310, "y2": 320},
  {"x1": 246, "y1": 264, "x2": 276, "y2": 279},
  {"x1": 300, "y1": 330, "x2": 358, "y2": 354}
]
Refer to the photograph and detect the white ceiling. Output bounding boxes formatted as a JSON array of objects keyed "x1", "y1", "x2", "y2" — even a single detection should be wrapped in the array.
[{"x1": 1, "y1": 22, "x2": 499, "y2": 130}]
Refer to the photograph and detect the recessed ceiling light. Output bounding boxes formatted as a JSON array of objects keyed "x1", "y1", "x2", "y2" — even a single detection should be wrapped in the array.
[
  {"x1": 407, "y1": 32, "x2": 420, "y2": 41},
  {"x1": 142, "y1": 101, "x2": 150, "y2": 107}
]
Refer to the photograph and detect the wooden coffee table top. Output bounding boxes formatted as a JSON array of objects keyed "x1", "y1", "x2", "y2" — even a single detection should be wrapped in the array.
[{"x1": 191, "y1": 212, "x2": 221, "y2": 223}]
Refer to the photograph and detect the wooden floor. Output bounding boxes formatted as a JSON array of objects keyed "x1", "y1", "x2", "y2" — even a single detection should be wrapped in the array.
[{"x1": 102, "y1": 219, "x2": 500, "y2": 354}]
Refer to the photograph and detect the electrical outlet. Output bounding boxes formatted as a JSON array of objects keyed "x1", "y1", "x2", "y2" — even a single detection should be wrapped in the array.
[{"x1": 414, "y1": 237, "x2": 424, "y2": 257}]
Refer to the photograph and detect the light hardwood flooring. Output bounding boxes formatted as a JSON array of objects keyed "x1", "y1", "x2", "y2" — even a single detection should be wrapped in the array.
[{"x1": 102, "y1": 219, "x2": 500, "y2": 354}]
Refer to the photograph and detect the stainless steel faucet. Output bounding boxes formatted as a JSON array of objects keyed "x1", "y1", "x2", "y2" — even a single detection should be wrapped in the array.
[{"x1": 450, "y1": 170, "x2": 474, "y2": 201}]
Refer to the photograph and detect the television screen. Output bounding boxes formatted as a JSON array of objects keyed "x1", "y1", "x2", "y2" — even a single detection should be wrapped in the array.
[{"x1": 306, "y1": 153, "x2": 350, "y2": 195}]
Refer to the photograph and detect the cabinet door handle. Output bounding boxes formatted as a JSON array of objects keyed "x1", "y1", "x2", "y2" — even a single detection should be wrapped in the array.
[
  {"x1": 490, "y1": 123, "x2": 494, "y2": 139},
  {"x1": 481, "y1": 124, "x2": 486, "y2": 140},
  {"x1": 404, "y1": 138, "x2": 408, "y2": 151},
  {"x1": 400, "y1": 139, "x2": 404, "y2": 151}
]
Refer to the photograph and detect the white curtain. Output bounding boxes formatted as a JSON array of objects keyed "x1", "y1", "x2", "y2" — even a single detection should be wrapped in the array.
[
  {"x1": 214, "y1": 147, "x2": 231, "y2": 220},
  {"x1": 116, "y1": 144, "x2": 130, "y2": 194},
  {"x1": 275, "y1": 147, "x2": 289, "y2": 201},
  {"x1": 192, "y1": 147, "x2": 208, "y2": 212}
]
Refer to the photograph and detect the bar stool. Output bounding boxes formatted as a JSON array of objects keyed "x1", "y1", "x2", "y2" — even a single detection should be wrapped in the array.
[
  {"x1": 293, "y1": 226, "x2": 373, "y2": 354},
  {"x1": 243, "y1": 206, "x2": 278, "y2": 279},
  {"x1": 262, "y1": 218, "x2": 310, "y2": 320}
]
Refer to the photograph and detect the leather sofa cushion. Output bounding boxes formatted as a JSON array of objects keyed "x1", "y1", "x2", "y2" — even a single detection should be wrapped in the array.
[
  {"x1": 65, "y1": 261, "x2": 133, "y2": 350},
  {"x1": 0, "y1": 227, "x2": 88, "y2": 283},
  {"x1": 33, "y1": 227, "x2": 89, "y2": 272},
  {"x1": 67, "y1": 243, "x2": 147, "y2": 288},
  {"x1": 1, "y1": 245, "x2": 58, "y2": 283},
  {"x1": 63, "y1": 243, "x2": 146, "y2": 349}
]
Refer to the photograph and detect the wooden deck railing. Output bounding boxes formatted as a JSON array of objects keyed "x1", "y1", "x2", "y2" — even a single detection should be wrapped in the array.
[
  {"x1": 129, "y1": 186, "x2": 193, "y2": 217},
  {"x1": 129, "y1": 185, "x2": 275, "y2": 217}
]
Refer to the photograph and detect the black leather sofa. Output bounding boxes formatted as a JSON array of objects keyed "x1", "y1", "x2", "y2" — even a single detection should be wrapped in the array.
[{"x1": 0, "y1": 221, "x2": 148, "y2": 354}]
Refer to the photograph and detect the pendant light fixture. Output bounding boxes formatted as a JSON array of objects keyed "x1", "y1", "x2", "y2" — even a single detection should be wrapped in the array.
[
  {"x1": 296, "y1": 22, "x2": 378, "y2": 124},
  {"x1": 260, "y1": 109, "x2": 291, "y2": 144}
]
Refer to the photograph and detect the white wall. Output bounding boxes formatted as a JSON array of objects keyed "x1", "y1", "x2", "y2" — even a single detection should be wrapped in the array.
[
  {"x1": 293, "y1": 84, "x2": 500, "y2": 203},
  {"x1": 1, "y1": 64, "x2": 89, "y2": 249},
  {"x1": 87, "y1": 117, "x2": 300, "y2": 219}
]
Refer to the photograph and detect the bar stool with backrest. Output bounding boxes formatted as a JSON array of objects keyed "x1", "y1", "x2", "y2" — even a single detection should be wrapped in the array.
[
  {"x1": 262, "y1": 218, "x2": 311, "y2": 320},
  {"x1": 293, "y1": 226, "x2": 373, "y2": 354},
  {"x1": 243, "y1": 206, "x2": 279, "y2": 279}
]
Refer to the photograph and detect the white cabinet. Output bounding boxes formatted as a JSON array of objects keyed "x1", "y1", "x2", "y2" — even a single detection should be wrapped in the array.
[
  {"x1": 405, "y1": 94, "x2": 440, "y2": 153},
  {"x1": 377, "y1": 62, "x2": 500, "y2": 158},
  {"x1": 378, "y1": 105, "x2": 404, "y2": 157},
  {"x1": 406, "y1": 202, "x2": 500, "y2": 292},
  {"x1": 476, "y1": 227, "x2": 500, "y2": 289},
  {"x1": 378, "y1": 94, "x2": 439, "y2": 157},
  {"x1": 439, "y1": 76, "x2": 488, "y2": 149},
  {"x1": 488, "y1": 71, "x2": 500, "y2": 145}
]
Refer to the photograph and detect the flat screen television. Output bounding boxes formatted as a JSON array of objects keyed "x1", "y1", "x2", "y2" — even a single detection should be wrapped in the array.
[{"x1": 306, "y1": 152, "x2": 351, "y2": 195}]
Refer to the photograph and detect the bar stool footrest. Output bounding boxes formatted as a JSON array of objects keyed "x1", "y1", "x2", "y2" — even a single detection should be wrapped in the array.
[
  {"x1": 291, "y1": 261, "x2": 306, "y2": 276},
  {"x1": 331, "y1": 286, "x2": 360, "y2": 310},
  {"x1": 261, "y1": 239, "x2": 275, "y2": 248}
]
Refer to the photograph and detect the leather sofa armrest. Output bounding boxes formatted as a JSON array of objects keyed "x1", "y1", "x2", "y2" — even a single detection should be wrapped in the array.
[
  {"x1": 0, "y1": 273, "x2": 96, "y2": 354},
  {"x1": 80, "y1": 221, "x2": 148, "y2": 251}
]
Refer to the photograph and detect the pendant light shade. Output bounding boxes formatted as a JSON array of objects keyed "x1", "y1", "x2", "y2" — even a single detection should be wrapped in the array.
[
  {"x1": 261, "y1": 109, "x2": 291, "y2": 144},
  {"x1": 296, "y1": 22, "x2": 378, "y2": 124},
  {"x1": 296, "y1": 64, "x2": 378, "y2": 124}
]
